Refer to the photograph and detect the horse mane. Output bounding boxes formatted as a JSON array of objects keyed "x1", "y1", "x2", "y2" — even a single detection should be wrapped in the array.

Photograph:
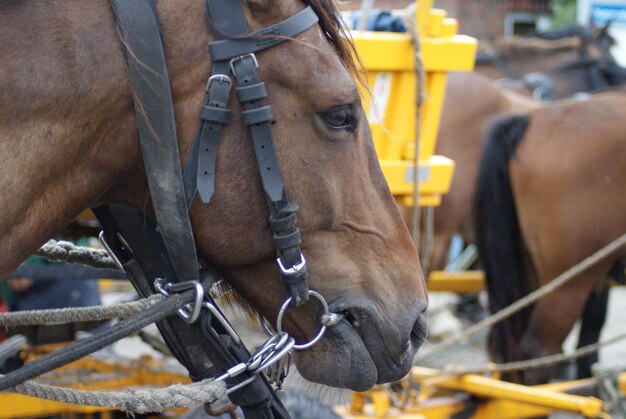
[
  {"x1": 303, "y1": 0, "x2": 364, "y2": 82},
  {"x1": 532, "y1": 25, "x2": 592, "y2": 41}
]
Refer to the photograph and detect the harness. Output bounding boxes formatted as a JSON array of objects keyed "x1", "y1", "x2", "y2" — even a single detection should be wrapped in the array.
[
  {"x1": 92, "y1": 1, "x2": 326, "y2": 417},
  {"x1": 476, "y1": 44, "x2": 617, "y2": 101}
]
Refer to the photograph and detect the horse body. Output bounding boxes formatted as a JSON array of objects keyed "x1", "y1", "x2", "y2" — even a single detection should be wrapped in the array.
[
  {"x1": 475, "y1": 92, "x2": 626, "y2": 384},
  {"x1": 0, "y1": 0, "x2": 427, "y2": 391},
  {"x1": 428, "y1": 72, "x2": 541, "y2": 272}
]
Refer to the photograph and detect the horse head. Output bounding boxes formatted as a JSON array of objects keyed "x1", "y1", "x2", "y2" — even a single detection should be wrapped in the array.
[{"x1": 144, "y1": 0, "x2": 426, "y2": 390}]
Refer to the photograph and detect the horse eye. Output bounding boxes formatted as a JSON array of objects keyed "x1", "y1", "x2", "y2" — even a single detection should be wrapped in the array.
[{"x1": 322, "y1": 105, "x2": 357, "y2": 131}]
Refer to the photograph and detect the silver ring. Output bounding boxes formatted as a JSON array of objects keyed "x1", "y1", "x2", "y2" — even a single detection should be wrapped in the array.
[{"x1": 276, "y1": 291, "x2": 329, "y2": 350}]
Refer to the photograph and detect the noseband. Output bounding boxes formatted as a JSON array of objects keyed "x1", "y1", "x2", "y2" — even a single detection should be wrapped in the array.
[{"x1": 94, "y1": 2, "x2": 330, "y2": 417}]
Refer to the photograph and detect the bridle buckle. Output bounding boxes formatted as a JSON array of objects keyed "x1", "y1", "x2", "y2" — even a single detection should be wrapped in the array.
[
  {"x1": 229, "y1": 53, "x2": 259, "y2": 76},
  {"x1": 205, "y1": 74, "x2": 232, "y2": 93},
  {"x1": 276, "y1": 253, "x2": 306, "y2": 276}
]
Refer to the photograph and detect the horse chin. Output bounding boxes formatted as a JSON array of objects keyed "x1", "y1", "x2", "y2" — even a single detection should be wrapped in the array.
[{"x1": 293, "y1": 321, "x2": 378, "y2": 391}]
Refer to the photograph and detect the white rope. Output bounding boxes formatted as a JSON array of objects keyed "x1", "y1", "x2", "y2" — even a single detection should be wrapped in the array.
[
  {"x1": 0, "y1": 295, "x2": 163, "y2": 327},
  {"x1": 34, "y1": 240, "x2": 117, "y2": 269},
  {"x1": 7, "y1": 378, "x2": 226, "y2": 413}
]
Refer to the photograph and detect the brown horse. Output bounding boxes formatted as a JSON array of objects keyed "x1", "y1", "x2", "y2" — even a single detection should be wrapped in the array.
[
  {"x1": 474, "y1": 91, "x2": 626, "y2": 384},
  {"x1": 428, "y1": 71, "x2": 542, "y2": 273},
  {"x1": 0, "y1": 0, "x2": 427, "y2": 391},
  {"x1": 475, "y1": 24, "x2": 624, "y2": 100}
]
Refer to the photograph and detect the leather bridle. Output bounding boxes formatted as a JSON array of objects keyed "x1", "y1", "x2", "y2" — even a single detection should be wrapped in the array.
[{"x1": 94, "y1": 1, "x2": 332, "y2": 417}]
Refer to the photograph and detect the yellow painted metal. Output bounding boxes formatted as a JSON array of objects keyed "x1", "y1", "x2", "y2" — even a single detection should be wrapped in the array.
[
  {"x1": 342, "y1": 367, "x2": 608, "y2": 418},
  {"x1": 620, "y1": 372, "x2": 626, "y2": 395},
  {"x1": 352, "y1": 4, "x2": 477, "y2": 207},
  {"x1": 427, "y1": 270, "x2": 485, "y2": 294},
  {"x1": 412, "y1": 367, "x2": 606, "y2": 418}
]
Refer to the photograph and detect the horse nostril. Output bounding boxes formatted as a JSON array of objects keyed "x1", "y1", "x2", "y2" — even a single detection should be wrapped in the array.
[
  {"x1": 339, "y1": 309, "x2": 360, "y2": 328},
  {"x1": 411, "y1": 307, "x2": 428, "y2": 346}
]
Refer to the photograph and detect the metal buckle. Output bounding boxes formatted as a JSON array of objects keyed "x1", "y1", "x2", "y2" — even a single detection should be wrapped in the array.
[
  {"x1": 154, "y1": 278, "x2": 205, "y2": 324},
  {"x1": 276, "y1": 253, "x2": 306, "y2": 276},
  {"x1": 229, "y1": 53, "x2": 259, "y2": 76},
  {"x1": 205, "y1": 74, "x2": 232, "y2": 93}
]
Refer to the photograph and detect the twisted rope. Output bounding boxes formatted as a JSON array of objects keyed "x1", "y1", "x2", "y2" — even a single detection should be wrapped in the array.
[
  {"x1": 35, "y1": 240, "x2": 117, "y2": 269},
  {"x1": 9, "y1": 378, "x2": 226, "y2": 413},
  {"x1": 440, "y1": 330, "x2": 626, "y2": 376},
  {"x1": 0, "y1": 292, "x2": 192, "y2": 391},
  {"x1": 0, "y1": 295, "x2": 163, "y2": 327},
  {"x1": 415, "y1": 232, "x2": 626, "y2": 362}
]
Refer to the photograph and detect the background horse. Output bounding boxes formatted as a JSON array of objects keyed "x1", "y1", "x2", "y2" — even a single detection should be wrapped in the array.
[
  {"x1": 0, "y1": 0, "x2": 427, "y2": 391},
  {"x1": 427, "y1": 71, "x2": 542, "y2": 274},
  {"x1": 475, "y1": 24, "x2": 624, "y2": 99},
  {"x1": 474, "y1": 91, "x2": 626, "y2": 384}
]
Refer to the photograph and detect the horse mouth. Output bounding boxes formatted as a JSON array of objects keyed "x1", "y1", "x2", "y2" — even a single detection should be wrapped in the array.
[{"x1": 293, "y1": 298, "x2": 427, "y2": 391}]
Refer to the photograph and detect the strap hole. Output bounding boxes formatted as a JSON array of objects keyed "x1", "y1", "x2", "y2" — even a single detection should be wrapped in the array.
[
  {"x1": 205, "y1": 149, "x2": 209, "y2": 152},
  {"x1": 266, "y1": 167, "x2": 271, "y2": 171},
  {"x1": 260, "y1": 145, "x2": 265, "y2": 149}
]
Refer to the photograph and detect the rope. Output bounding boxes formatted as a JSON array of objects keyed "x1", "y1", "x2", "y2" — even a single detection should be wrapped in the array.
[
  {"x1": 415, "y1": 232, "x2": 626, "y2": 362},
  {"x1": 402, "y1": 4, "x2": 427, "y2": 248},
  {"x1": 9, "y1": 378, "x2": 226, "y2": 413},
  {"x1": 419, "y1": 206, "x2": 434, "y2": 275},
  {"x1": 0, "y1": 295, "x2": 164, "y2": 327},
  {"x1": 34, "y1": 240, "x2": 117, "y2": 269},
  {"x1": 440, "y1": 330, "x2": 626, "y2": 376},
  {"x1": 0, "y1": 292, "x2": 192, "y2": 391}
]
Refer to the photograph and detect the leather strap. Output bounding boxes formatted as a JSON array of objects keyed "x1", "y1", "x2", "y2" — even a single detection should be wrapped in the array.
[
  {"x1": 209, "y1": 6, "x2": 319, "y2": 61},
  {"x1": 111, "y1": 0, "x2": 199, "y2": 282},
  {"x1": 231, "y1": 55, "x2": 308, "y2": 306},
  {"x1": 93, "y1": 206, "x2": 290, "y2": 419}
]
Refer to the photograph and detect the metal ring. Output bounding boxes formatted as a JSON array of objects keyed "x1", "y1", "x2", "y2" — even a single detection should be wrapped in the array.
[
  {"x1": 259, "y1": 315, "x2": 275, "y2": 337},
  {"x1": 276, "y1": 290, "x2": 329, "y2": 350}
]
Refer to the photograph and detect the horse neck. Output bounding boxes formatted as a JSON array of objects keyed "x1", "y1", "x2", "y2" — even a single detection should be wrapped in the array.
[
  {"x1": 500, "y1": 88, "x2": 543, "y2": 113},
  {"x1": 496, "y1": 42, "x2": 579, "y2": 76},
  {"x1": 0, "y1": 0, "x2": 210, "y2": 278}
]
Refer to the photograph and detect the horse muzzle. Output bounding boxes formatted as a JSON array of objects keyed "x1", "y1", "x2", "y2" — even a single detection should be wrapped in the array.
[{"x1": 293, "y1": 294, "x2": 427, "y2": 390}]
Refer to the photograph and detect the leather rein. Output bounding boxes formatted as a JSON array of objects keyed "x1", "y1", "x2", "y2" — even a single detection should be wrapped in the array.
[{"x1": 93, "y1": 1, "x2": 330, "y2": 417}]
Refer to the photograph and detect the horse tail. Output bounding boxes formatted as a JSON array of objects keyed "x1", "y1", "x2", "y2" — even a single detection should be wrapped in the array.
[{"x1": 474, "y1": 114, "x2": 532, "y2": 365}]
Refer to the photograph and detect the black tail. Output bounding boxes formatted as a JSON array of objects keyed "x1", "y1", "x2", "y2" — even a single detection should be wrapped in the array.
[{"x1": 474, "y1": 114, "x2": 532, "y2": 366}]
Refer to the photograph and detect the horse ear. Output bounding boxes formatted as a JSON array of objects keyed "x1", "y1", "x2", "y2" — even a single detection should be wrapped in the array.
[{"x1": 593, "y1": 20, "x2": 612, "y2": 39}]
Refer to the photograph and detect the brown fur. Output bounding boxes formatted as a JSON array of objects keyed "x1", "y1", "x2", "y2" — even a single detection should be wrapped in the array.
[
  {"x1": 0, "y1": 0, "x2": 426, "y2": 391},
  {"x1": 426, "y1": 72, "x2": 542, "y2": 272},
  {"x1": 509, "y1": 92, "x2": 626, "y2": 383}
]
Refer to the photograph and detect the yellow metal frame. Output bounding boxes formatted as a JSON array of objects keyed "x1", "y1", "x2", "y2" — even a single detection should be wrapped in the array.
[
  {"x1": 339, "y1": 367, "x2": 609, "y2": 419},
  {"x1": 427, "y1": 270, "x2": 485, "y2": 294},
  {"x1": 352, "y1": 1, "x2": 477, "y2": 207}
]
